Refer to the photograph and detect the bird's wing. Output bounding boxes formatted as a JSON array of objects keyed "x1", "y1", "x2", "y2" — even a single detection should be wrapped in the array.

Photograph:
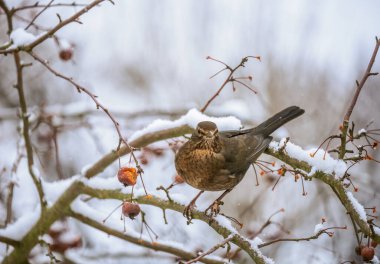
[
  {"x1": 245, "y1": 136, "x2": 272, "y2": 162},
  {"x1": 220, "y1": 128, "x2": 254, "y2": 138},
  {"x1": 221, "y1": 133, "x2": 272, "y2": 167}
]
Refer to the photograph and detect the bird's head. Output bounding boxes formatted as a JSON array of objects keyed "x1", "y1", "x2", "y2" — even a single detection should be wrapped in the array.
[{"x1": 193, "y1": 121, "x2": 219, "y2": 140}]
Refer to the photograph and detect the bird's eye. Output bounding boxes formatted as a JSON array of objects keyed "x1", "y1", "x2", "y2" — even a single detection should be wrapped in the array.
[
  {"x1": 213, "y1": 129, "x2": 218, "y2": 135},
  {"x1": 197, "y1": 128, "x2": 204, "y2": 135}
]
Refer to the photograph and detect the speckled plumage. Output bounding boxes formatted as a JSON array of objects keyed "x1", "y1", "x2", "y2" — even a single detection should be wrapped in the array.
[{"x1": 175, "y1": 106, "x2": 305, "y2": 192}]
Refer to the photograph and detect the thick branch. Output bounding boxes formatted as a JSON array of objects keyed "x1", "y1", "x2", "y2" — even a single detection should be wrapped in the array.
[
  {"x1": 69, "y1": 210, "x2": 225, "y2": 264},
  {"x1": 80, "y1": 185, "x2": 269, "y2": 264},
  {"x1": 3, "y1": 123, "x2": 379, "y2": 263},
  {"x1": 0, "y1": 235, "x2": 20, "y2": 247},
  {"x1": 84, "y1": 124, "x2": 193, "y2": 178},
  {"x1": 2, "y1": 182, "x2": 84, "y2": 264}
]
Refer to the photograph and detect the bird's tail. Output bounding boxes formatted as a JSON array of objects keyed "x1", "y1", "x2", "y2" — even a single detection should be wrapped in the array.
[{"x1": 252, "y1": 106, "x2": 305, "y2": 136}]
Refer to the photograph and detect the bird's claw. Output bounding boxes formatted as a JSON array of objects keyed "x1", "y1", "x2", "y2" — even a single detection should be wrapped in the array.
[
  {"x1": 183, "y1": 202, "x2": 196, "y2": 224},
  {"x1": 205, "y1": 200, "x2": 224, "y2": 218}
]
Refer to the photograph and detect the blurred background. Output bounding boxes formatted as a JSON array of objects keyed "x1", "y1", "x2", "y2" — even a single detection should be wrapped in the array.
[{"x1": 1, "y1": 0, "x2": 380, "y2": 263}]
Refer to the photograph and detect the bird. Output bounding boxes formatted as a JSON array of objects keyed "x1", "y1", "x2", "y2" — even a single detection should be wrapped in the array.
[{"x1": 175, "y1": 106, "x2": 305, "y2": 221}]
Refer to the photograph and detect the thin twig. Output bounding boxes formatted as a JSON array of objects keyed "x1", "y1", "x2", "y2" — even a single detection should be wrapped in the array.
[
  {"x1": 28, "y1": 51, "x2": 147, "y2": 193},
  {"x1": 340, "y1": 37, "x2": 380, "y2": 159},
  {"x1": 258, "y1": 226, "x2": 347, "y2": 248},
  {"x1": 25, "y1": 0, "x2": 54, "y2": 30},
  {"x1": 0, "y1": 0, "x2": 106, "y2": 54},
  {"x1": 200, "y1": 56, "x2": 260, "y2": 113},
  {"x1": 12, "y1": 2, "x2": 87, "y2": 13},
  {"x1": 1, "y1": 0, "x2": 48, "y2": 211},
  {"x1": 228, "y1": 208, "x2": 284, "y2": 259},
  {"x1": 185, "y1": 235, "x2": 234, "y2": 264},
  {"x1": 344, "y1": 37, "x2": 380, "y2": 122}
]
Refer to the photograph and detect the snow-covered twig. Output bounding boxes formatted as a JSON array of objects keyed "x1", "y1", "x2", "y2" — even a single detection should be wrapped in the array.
[
  {"x1": 265, "y1": 146, "x2": 380, "y2": 244},
  {"x1": 0, "y1": 0, "x2": 107, "y2": 53}
]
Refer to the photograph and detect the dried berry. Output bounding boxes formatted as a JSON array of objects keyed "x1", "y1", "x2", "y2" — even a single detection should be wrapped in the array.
[
  {"x1": 122, "y1": 202, "x2": 141, "y2": 219},
  {"x1": 59, "y1": 48, "x2": 73, "y2": 61},
  {"x1": 174, "y1": 175, "x2": 185, "y2": 184},
  {"x1": 140, "y1": 156, "x2": 148, "y2": 165},
  {"x1": 117, "y1": 167, "x2": 138, "y2": 186},
  {"x1": 361, "y1": 246, "x2": 375, "y2": 261}
]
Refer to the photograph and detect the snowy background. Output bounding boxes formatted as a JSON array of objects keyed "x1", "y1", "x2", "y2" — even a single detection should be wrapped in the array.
[{"x1": 0, "y1": 0, "x2": 380, "y2": 263}]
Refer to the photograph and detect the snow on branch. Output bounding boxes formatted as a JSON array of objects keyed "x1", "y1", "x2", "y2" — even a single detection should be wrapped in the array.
[{"x1": 270, "y1": 139, "x2": 347, "y2": 178}]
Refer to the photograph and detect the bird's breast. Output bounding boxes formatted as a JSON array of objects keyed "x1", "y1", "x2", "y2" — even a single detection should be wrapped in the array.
[{"x1": 175, "y1": 147, "x2": 240, "y2": 191}]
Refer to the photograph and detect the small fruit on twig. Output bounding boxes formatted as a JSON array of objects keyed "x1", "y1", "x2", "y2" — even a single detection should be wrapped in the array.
[
  {"x1": 174, "y1": 175, "x2": 185, "y2": 184},
  {"x1": 59, "y1": 48, "x2": 73, "y2": 61},
  {"x1": 361, "y1": 246, "x2": 375, "y2": 261},
  {"x1": 122, "y1": 202, "x2": 141, "y2": 219},
  {"x1": 118, "y1": 167, "x2": 138, "y2": 186}
]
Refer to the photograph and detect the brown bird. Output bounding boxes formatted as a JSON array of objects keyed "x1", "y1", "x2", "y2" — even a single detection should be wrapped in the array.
[{"x1": 175, "y1": 106, "x2": 305, "y2": 220}]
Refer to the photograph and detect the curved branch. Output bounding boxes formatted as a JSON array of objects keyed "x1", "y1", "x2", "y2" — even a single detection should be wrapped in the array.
[
  {"x1": 265, "y1": 148, "x2": 380, "y2": 243},
  {"x1": 69, "y1": 210, "x2": 225, "y2": 264},
  {"x1": 0, "y1": 235, "x2": 20, "y2": 247},
  {"x1": 2, "y1": 182, "x2": 84, "y2": 264},
  {"x1": 84, "y1": 124, "x2": 193, "y2": 178},
  {"x1": 3, "y1": 122, "x2": 379, "y2": 263},
  {"x1": 80, "y1": 185, "x2": 270, "y2": 264}
]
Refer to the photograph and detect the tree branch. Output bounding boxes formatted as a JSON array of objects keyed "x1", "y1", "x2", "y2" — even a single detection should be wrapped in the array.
[
  {"x1": 258, "y1": 226, "x2": 347, "y2": 248},
  {"x1": 0, "y1": 0, "x2": 107, "y2": 54},
  {"x1": 11, "y1": 2, "x2": 87, "y2": 13},
  {"x1": 185, "y1": 235, "x2": 234, "y2": 264},
  {"x1": 2, "y1": 181, "x2": 84, "y2": 264},
  {"x1": 265, "y1": 147, "x2": 380, "y2": 243},
  {"x1": 80, "y1": 185, "x2": 270, "y2": 264},
  {"x1": 2, "y1": 120, "x2": 379, "y2": 263},
  {"x1": 340, "y1": 37, "x2": 380, "y2": 159},
  {"x1": 1, "y1": 0, "x2": 46, "y2": 210},
  {"x1": 83, "y1": 124, "x2": 193, "y2": 178},
  {"x1": 344, "y1": 37, "x2": 380, "y2": 122},
  {"x1": 0, "y1": 235, "x2": 20, "y2": 247},
  {"x1": 69, "y1": 210, "x2": 225, "y2": 264}
]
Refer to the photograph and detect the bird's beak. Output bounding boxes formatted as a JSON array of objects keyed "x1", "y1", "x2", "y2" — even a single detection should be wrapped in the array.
[{"x1": 205, "y1": 131, "x2": 215, "y2": 138}]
